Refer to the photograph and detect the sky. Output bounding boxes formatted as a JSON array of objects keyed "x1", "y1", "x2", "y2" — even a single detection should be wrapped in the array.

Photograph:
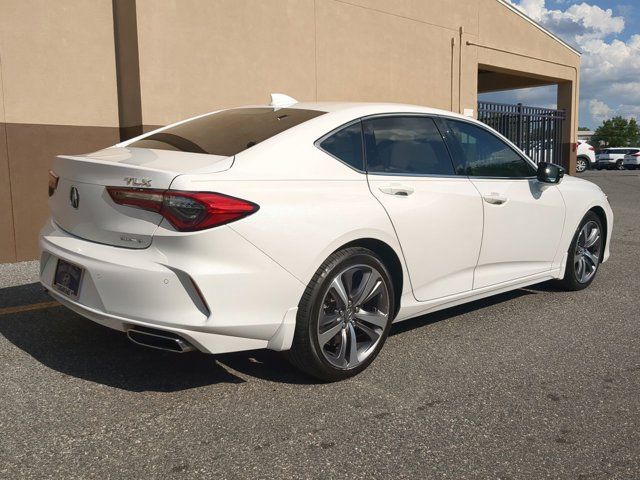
[{"x1": 479, "y1": 0, "x2": 640, "y2": 129}]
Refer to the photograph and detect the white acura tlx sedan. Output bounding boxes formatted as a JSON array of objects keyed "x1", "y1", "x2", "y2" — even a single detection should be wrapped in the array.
[{"x1": 40, "y1": 94, "x2": 613, "y2": 381}]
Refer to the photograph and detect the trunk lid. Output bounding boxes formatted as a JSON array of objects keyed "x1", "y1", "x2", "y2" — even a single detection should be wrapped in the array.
[{"x1": 49, "y1": 147, "x2": 233, "y2": 248}]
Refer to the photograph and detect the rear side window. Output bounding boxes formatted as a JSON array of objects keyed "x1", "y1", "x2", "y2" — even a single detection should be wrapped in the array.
[
  {"x1": 443, "y1": 119, "x2": 536, "y2": 178},
  {"x1": 317, "y1": 122, "x2": 364, "y2": 171},
  {"x1": 362, "y1": 116, "x2": 455, "y2": 175},
  {"x1": 130, "y1": 108, "x2": 325, "y2": 156}
]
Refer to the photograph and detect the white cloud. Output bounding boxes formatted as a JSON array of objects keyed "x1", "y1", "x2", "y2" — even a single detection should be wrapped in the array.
[
  {"x1": 507, "y1": 0, "x2": 624, "y2": 45},
  {"x1": 589, "y1": 99, "x2": 613, "y2": 122},
  {"x1": 505, "y1": 1, "x2": 640, "y2": 127}
]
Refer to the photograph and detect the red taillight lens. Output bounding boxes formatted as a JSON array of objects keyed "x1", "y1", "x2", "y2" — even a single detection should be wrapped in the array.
[
  {"x1": 633, "y1": 153, "x2": 640, "y2": 157},
  {"x1": 106, "y1": 187, "x2": 258, "y2": 232},
  {"x1": 48, "y1": 170, "x2": 59, "y2": 197},
  {"x1": 107, "y1": 187, "x2": 164, "y2": 213},
  {"x1": 589, "y1": 147, "x2": 595, "y2": 151}
]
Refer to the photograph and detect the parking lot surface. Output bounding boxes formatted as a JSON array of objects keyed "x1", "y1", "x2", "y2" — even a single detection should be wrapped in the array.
[{"x1": 0, "y1": 170, "x2": 638, "y2": 479}]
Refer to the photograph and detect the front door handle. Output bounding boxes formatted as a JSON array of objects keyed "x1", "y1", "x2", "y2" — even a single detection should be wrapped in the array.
[
  {"x1": 379, "y1": 183, "x2": 415, "y2": 196},
  {"x1": 482, "y1": 193, "x2": 508, "y2": 205}
]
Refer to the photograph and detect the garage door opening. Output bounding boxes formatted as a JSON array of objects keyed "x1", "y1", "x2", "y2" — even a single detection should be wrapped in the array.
[
  {"x1": 477, "y1": 67, "x2": 569, "y2": 168},
  {"x1": 477, "y1": 100, "x2": 566, "y2": 166}
]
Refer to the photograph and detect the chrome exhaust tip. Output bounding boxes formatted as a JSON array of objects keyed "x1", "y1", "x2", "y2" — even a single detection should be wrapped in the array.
[{"x1": 126, "y1": 326, "x2": 196, "y2": 353}]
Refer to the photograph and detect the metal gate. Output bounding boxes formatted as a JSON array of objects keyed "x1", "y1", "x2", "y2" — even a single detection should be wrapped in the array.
[{"x1": 477, "y1": 101, "x2": 566, "y2": 167}]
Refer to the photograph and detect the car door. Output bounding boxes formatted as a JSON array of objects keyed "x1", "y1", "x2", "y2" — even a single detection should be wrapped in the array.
[
  {"x1": 438, "y1": 117, "x2": 565, "y2": 289},
  {"x1": 363, "y1": 115, "x2": 483, "y2": 301}
]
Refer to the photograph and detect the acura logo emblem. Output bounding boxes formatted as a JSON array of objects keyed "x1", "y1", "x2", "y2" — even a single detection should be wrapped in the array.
[{"x1": 70, "y1": 186, "x2": 80, "y2": 209}]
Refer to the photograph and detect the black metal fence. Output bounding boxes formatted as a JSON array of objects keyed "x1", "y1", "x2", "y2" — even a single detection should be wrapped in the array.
[{"x1": 478, "y1": 101, "x2": 566, "y2": 167}]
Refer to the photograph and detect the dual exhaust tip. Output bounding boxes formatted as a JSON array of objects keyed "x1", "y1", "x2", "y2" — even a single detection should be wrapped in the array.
[{"x1": 126, "y1": 326, "x2": 196, "y2": 353}]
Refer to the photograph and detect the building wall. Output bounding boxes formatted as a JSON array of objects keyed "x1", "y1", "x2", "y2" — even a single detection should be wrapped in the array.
[
  {"x1": 134, "y1": 0, "x2": 482, "y2": 127},
  {"x1": 0, "y1": 0, "x2": 580, "y2": 262},
  {"x1": 0, "y1": 0, "x2": 121, "y2": 262}
]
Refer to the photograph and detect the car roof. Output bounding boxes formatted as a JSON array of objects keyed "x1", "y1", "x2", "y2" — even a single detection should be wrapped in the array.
[
  {"x1": 267, "y1": 101, "x2": 472, "y2": 120},
  {"x1": 119, "y1": 101, "x2": 486, "y2": 150}
]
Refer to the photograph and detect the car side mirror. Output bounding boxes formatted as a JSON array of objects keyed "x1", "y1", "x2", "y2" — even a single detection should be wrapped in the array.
[{"x1": 537, "y1": 162, "x2": 565, "y2": 184}]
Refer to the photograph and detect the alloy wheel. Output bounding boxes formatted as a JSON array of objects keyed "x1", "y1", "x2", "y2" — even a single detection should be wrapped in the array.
[
  {"x1": 576, "y1": 158, "x2": 587, "y2": 173},
  {"x1": 317, "y1": 264, "x2": 390, "y2": 369},
  {"x1": 574, "y1": 221, "x2": 602, "y2": 284}
]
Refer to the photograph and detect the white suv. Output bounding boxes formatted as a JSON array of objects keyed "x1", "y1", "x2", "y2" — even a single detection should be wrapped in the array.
[
  {"x1": 576, "y1": 140, "x2": 596, "y2": 173},
  {"x1": 623, "y1": 151, "x2": 640, "y2": 170},
  {"x1": 596, "y1": 147, "x2": 640, "y2": 170}
]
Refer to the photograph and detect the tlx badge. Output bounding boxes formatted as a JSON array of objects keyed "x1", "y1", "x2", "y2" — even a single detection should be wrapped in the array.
[{"x1": 124, "y1": 177, "x2": 152, "y2": 187}]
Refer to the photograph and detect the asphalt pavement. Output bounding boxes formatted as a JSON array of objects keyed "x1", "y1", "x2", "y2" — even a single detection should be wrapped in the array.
[{"x1": 0, "y1": 170, "x2": 638, "y2": 479}]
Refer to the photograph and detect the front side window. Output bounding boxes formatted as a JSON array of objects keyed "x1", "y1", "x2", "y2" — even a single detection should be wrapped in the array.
[
  {"x1": 362, "y1": 116, "x2": 455, "y2": 175},
  {"x1": 317, "y1": 122, "x2": 364, "y2": 171},
  {"x1": 130, "y1": 108, "x2": 325, "y2": 157},
  {"x1": 443, "y1": 119, "x2": 537, "y2": 178}
]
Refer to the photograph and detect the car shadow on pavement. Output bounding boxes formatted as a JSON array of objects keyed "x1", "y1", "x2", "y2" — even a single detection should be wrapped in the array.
[
  {"x1": 0, "y1": 283, "x2": 319, "y2": 390},
  {"x1": 0, "y1": 282, "x2": 538, "y2": 391}
]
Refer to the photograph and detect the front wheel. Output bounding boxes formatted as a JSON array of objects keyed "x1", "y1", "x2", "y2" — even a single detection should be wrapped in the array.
[
  {"x1": 575, "y1": 157, "x2": 588, "y2": 173},
  {"x1": 557, "y1": 212, "x2": 603, "y2": 291},
  {"x1": 287, "y1": 247, "x2": 395, "y2": 382}
]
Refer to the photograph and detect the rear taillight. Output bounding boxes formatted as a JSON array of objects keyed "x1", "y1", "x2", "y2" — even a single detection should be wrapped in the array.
[
  {"x1": 48, "y1": 170, "x2": 59, "y2": 197},
  {"x1": 633, "y1": 153, "x2": 640, "y2": 157},
  {"x1": 107, "y1": 188, "x2": 164, "y2": 213},
  {"x1": 106, "y1": 187, "x2": 258, "y2": 232},
  {"x1": 589, "y1": 147, "x2": 595, "y2": 151}
]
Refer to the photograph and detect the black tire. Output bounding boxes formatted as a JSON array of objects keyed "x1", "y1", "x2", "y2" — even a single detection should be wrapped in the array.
[
  {"x1": 557, "y1": 211, "x2": 603, "y2": 291},
  {"x1": 616, "y1": 160, "x2": 624, "y2": 170},
  {"x1": 287, "y1": 247, "x2": 395, "y2": 382},
  {"x1": 576, "y1": 157, "x2": 589, "y2": 173}
]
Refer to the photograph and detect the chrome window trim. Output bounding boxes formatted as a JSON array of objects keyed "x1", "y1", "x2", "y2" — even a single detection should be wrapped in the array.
[
  {"x1": 314, "y1": 111, "x2": 543, "y2": 179},
  {"x1": 366, "y1": 171, "x2": 462, "y2": 179},
  {"x1": 463, "y1": 175, "x2": 538, "y2": 181}
]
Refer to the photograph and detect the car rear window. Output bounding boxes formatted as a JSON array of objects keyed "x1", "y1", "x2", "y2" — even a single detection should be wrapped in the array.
[{"x1": 130, "y1": 108, "x2": 325, "y2": 156}]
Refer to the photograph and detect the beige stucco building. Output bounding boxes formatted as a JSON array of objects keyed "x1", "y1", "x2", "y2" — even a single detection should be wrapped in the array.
[{"x1": 0, "y1": 0, "x2": 580, "y2": 263}]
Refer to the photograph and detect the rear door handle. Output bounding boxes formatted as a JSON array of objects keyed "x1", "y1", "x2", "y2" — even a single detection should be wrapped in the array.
[
  {"x1": 482, "y1": 193, "x2": 508, "y2": 205},
  {"x1": 379, "y1": 184, "x2": 415, "y2": 196}
]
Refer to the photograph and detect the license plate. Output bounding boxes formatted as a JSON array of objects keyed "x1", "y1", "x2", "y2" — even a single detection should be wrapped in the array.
[{"x1": 53, "y1": 259, "x2": 84, "y2": 299}]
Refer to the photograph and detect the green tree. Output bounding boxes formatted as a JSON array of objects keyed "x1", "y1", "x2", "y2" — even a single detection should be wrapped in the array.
[
  {"x1": 578, "y1": 126, "x2": 591, "y2": 131},
  {"x1": 591, "y1": 116, "x2": 640, "y2": 147}
]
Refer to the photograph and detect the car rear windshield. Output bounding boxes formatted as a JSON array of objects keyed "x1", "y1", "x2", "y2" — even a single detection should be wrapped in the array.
[{"x1": 129, "y1": 108, "x2": 325, "y2": 156}]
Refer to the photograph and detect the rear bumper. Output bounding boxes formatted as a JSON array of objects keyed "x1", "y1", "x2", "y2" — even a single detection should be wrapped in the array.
[{"x1": 39, "y1": 218, "x2": 303, "y2": 354}]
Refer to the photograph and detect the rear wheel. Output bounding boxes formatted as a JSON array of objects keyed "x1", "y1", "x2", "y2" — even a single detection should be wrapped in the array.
[
  {"x1": 288, "y1": 247, "x2": 395, "y2": 382},
  {"x1": 575, "y1": 157, "x2": 588, "y2": 173},
  {"x1": 616, "y1": 159, "x2": 624, "y2": 170},
  {"x1": 558, "y1": 212, "x2": 603, "y2": 291}
]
